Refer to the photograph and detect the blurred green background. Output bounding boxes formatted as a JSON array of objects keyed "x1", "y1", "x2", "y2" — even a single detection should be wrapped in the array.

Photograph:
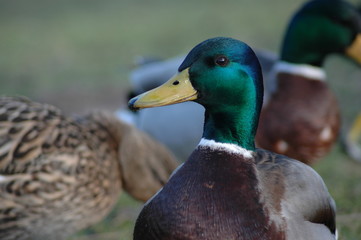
[{"x1": 1, "y1": 0, "x2": 360, "y2": 239}]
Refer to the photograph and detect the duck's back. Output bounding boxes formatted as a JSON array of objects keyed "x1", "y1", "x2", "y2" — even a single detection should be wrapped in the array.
[{"x1": 134, "y1": 146, "x2": 285, "y2": 240}]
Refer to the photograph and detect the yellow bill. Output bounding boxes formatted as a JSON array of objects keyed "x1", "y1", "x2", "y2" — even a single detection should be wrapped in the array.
[
  {"x1": 345, "y1": 33, "x2": 361, "y2": 64},
  {"x1": 128, "y1": 68, "x2": 198, "y2": 110}
]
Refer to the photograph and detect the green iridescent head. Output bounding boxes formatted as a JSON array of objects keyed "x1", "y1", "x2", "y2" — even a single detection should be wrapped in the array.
[
  {"x1": 281, "y1": 0, "x2": 361, "y2": 66},
  {"x1": 178, "y1": 37, "x2": 263, "y2": 114},
  {"x1": 129, "y1": 37, "x2": 263, "y2": 149}
]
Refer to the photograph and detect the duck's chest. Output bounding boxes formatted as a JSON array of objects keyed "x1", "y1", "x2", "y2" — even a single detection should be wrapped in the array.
[
  {"x1": 257, "y1": 73, "x2": 340, "y2": 162},
  {"x1": 134, "y1": 148, "x2": 285, "y2": 240}
]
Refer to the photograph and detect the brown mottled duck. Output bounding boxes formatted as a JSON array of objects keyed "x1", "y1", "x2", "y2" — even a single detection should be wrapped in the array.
[{"x1": 0, "y1": 96, "x2": 177, "y2": 240}]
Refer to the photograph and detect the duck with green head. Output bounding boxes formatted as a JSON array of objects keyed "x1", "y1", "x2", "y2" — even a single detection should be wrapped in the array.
[
  {"x1": 257, "y1": 0, "x2": 361, "y2": 164},
  {"x1": 129, "y1": 37, "x2": 336, "y2": 240}
]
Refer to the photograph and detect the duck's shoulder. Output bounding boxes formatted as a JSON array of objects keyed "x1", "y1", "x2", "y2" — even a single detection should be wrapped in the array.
[
  {"x1": 254, "y1": 148, "x2": 336, "y2": 237},
  {"x1": 254, "y1": 148, "x2": 331, "y2": 193},
  {"x1": 254, "y1": 148, "x2": 333, "y2": 203}
]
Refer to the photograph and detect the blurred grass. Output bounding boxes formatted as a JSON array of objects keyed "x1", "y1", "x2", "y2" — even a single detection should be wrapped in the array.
[
  {"x1": 0, "y1": 0, "x2": 360, "y2": 239},
  {"x1": 0, "y1": 0, "x2": 302, "y2": 100}
]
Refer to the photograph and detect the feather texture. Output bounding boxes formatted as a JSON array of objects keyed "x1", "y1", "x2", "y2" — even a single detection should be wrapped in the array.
[{"x1": 0, "y1": 96, "x2": 177, "y2": 240}]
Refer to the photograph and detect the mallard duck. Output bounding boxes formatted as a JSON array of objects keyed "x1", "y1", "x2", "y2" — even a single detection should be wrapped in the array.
[
  {"x1": 117, "y1": 50, "x2": 277, "y2": 161},
  {"x1": 256, "y1": 0, "x2": 361, "y2": 164},
  {"x1": 0, "y1": 96, "x2": 177, "y2": 240},
  {"x1": 129, "y1": 37, "x2": 336, "y2": 240},
  {"x1": 121, "y1": 0, "x2": 361, "y2": 165}
]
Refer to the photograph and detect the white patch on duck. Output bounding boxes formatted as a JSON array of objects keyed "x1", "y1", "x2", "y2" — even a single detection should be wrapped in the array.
[
  {"x1": 198, "y1": 138, "x2": 253, "y2": 159},
  {"x1": 0, "y1": 175, "x2": 9, "y2": 182},
  {"x1": 265, "y1": 61, "x2": 326, "y2": 103},
  {"x1": 114, "y1": 109, "x2": 137, "y2": 126},
  {"x1": 320, "y1": 126, "x2": 332, "y2": 141},
  {"x1": 335, "y1": 229, "x2": 338, "y2": 240},
  {"x1": 275, "y1": 140, "x2": 289, "y2": 153},
  {"x1": 273, "y1": 61, "x2": 326, "y2": 81}
]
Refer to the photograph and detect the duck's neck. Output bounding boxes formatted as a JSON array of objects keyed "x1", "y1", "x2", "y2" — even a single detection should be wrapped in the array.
[
  {"x1": 202, "y1": 104, "x2": 259, "y2": 151},
  {"x1": 199, "y1": 58, "x2": 263, "y2": 151}
]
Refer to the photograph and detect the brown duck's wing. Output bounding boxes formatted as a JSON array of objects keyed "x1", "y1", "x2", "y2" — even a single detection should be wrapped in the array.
[{"x1": 255, "y1": 149, "x2": 336, "y2": 240}]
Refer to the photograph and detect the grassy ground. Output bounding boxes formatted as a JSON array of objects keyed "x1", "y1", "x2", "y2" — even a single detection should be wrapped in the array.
[{"x1": 1, "y1": 0, "x2": 360, "y2": 239}]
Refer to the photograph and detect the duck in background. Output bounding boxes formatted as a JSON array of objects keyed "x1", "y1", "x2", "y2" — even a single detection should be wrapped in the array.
[
  {"x1": 120, "y1": 0, "x2": 361, "y2": 165},
  {"x1": 129, "y1": 37, "x2": 336, "y2": 240},
  {"x1": 256, "y1": 0, "x2": 361, "y2": 164},
  {"x1": 0, "y1": 96, "x2": 178, "y2": 240}
]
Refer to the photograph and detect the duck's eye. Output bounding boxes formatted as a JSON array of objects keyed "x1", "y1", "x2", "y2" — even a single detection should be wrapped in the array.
[{"x1": 214, "y1": 55, "x2": 229, "y2": 67}]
